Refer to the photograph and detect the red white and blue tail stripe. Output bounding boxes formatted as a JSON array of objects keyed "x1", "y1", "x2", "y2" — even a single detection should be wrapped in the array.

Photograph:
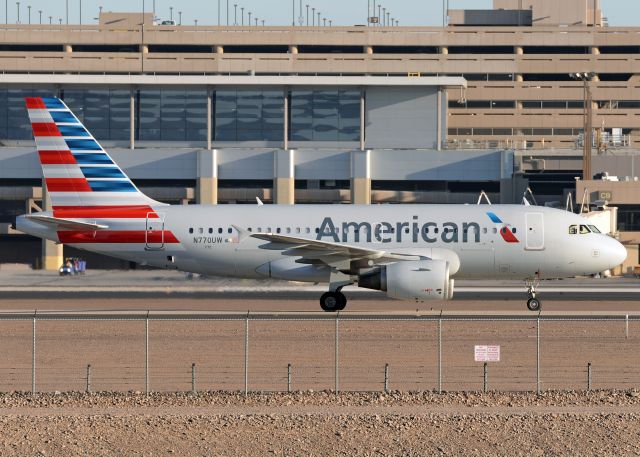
[
  {"x1": 26, "y1": 96, "x2": 160, "y2": 209},
  {"x1": 25, "y1": 97, "x2": 179, "y2": 246}
]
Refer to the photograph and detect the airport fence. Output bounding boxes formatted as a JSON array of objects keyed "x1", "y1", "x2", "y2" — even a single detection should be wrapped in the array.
[{"x1": 0, "y1": 311, "x2": 638, "y2": 394}]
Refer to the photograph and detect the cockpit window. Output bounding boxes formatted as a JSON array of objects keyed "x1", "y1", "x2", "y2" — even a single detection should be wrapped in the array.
[
  {"x1": 588, "y1": 225, "x2": 601, "y2": 234},
  {"x1": 580, "y1": 225, "x2": 591, "y2": 234},
  {"x1": 569, "y1": 225, "x2": 578, "y2": 235}
]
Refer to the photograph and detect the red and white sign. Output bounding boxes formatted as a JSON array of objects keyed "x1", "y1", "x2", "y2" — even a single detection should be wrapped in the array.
[{"x1": 474, "y1": 345, "x2": 500, "y2": 362}]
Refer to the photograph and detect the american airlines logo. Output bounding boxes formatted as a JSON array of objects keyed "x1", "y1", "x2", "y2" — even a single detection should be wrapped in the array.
[{"x1": 316, "y1": 212, "x2": 519, "y2": 244}]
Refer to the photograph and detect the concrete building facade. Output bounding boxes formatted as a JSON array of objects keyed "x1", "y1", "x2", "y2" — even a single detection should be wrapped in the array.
[{"x1": 1, "y1": 1, "x2": 640, "y2": 269}]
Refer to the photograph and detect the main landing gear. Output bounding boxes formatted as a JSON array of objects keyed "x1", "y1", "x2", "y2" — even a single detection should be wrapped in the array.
[
  {"x1": 319, "y1": 289, "x2": 347, "y2": 312},
  {"x1": 526, "y1": 279, "x2": 541, "y2": 312}
]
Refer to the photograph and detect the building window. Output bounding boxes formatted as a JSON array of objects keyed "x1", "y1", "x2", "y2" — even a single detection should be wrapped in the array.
[
  {"x1": 63, "y1": 89, "x2": 131, "y2": 141},
  {"x1": 137, "y1": 89, "x2": 207, "y2": 141},
  {"x1": 290, "y1": 90, "x2": 360, "y2": 141},
  {"x1": 215, "y1": 89, "x2": 283, "y2": 141}
]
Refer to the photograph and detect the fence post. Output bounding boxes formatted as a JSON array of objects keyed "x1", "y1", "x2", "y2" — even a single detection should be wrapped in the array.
[
  {"x1": 536, "y1": 315, "x2": 540, "y2": 395},
  {"x1": 384, "y1": 363, "x2": 389, "y2": 393},
  {"x1": 32, "y1": 311, "x2": 36, "y2": 395},
  {"x1": 191, "y1": 363, "x2": 196, "y2": 394},
  {"x1": 86, "y1": 364, "x2": 92, "y2": 393},
  {"x1": 438, "y1": 314, "x2": 442, "y2": 394},
  {"x1": 145, "y1": 311, "x2": 149, "y2": 395},
  {"x1": 287, "y1": 363, "x2": 292, "y2": 393},
  {"x1": 335, "y1": 313, "x2": 339, "y2": 393},
  {"x1": 626, "y1": 314, "x2": 629, "y2": 339},
  {"x1": 483, "y1": 362, "x2": 488, "y2": 393},
  {"x1": 244, "y1": 312, "x2": 249, "y2": 396},
  {"x1": 587, "y1": 363, "x2": 592, "y2": 391}
]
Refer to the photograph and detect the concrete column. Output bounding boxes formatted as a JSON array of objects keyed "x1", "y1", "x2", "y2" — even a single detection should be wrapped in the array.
[
  {"x1": 283, "y1": 88, "x2": 289, "y2": 150},
  {"x1": 64, "y1": 44, "x2": 72, "y2": 53},
  {"x1": 197, "y1": 149, "x2": 218, "y2": 205},
  {"x1": 591, "y1": 46, "x2": 600, "y2": 55},
  {"x1": 515, "y1": 74, "x2": 524, "y2": 82},
  {"x1": 360, "y1": 88, "x2": 366, "y2": 151},
  {"x1": 351, "y1": 150, "x2": 371, "y2": 205},
  {"x1": 140, "y1": 44, "x2": 149, "y2": 54},
  {"x1": 207, "y1": 89, "x2": 213, "y2": 151},
  {"x1": 516, "y1": 101, "x2": 524, "y2": 109},
  {"x1": 214, "y1": 45, "x2": 224, "y2": 54},
  {"x1": 364, "y1": 45, "x2": 373, "y2": 54},
  {"x1": 437, "y1": 89, "x2": 442, "y2": 151},
  {"x1": 440, "y1": 46, "x2": 448, "y2": 55},
  {"x1": 289, "y1": 45, "x2": 298, "y2": 54},
  {"x1": 274, "y1": 149, "x2": 295, "y2": 205},
  {"x1": 515, "y1": 46, "x2": 524, "y2": 55},
  {"x1": 41, "y1": 180, "x2": 63, "y2": 271},
  {"x1": 129, "y1": 88, "x2": 135, "y2": 150}
]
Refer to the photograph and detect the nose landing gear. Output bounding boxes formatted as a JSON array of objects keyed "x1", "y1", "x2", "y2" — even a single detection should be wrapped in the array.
[{"x1": 525, "y1": 278, "x2": 541, "y2": 312}]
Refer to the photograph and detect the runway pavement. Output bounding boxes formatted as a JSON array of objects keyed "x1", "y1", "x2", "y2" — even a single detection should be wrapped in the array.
[{"x1": 0, "y1": 269, "x2": 639, "y2": 312}]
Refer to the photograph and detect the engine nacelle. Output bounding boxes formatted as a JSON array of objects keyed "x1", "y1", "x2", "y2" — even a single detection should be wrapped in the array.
[{"x1": 359, "y1": 259, "x2": 454, "y2": 301}]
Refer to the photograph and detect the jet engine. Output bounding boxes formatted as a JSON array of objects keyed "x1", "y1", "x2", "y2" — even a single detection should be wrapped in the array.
[{"x1": 358, "y1": 259, "x2": 454, "y2": 301}]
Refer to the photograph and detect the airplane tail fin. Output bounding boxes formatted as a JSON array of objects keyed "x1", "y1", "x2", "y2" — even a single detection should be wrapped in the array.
[{"x1": 25, "y1": 96, "x2": 162, "y2": 211}]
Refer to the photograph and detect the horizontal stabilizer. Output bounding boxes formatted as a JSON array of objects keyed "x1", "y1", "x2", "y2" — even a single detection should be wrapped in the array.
[{"x1": 25, "y1": 214, "x2": 109, "y2": 231}]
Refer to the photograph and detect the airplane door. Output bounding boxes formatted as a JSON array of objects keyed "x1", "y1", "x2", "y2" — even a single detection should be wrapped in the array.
[
  {"x1": 525, "y1": 213, "x2": 544, "y2": 250},
  {"x1": 145, "y1": 212, "x2": 165, "y2": 251}
]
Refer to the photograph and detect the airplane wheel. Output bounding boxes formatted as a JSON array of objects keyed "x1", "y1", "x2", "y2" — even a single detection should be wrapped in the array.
[
  {"x1": 320, "y1": 292, "x2": 346, "y2": 312},
  {"x1": 527, "y1": 297, "x2": 541, "y2": 312}
]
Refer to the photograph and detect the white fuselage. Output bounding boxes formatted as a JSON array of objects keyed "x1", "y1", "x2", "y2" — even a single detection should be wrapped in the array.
[{"x1": 18, "y1": 204, "x2": 627, "y2": 283}]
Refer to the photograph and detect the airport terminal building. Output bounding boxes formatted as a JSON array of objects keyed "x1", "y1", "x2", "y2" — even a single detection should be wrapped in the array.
[{"x1": 1, "y1": 0, "x2": 640, "y2": 269}]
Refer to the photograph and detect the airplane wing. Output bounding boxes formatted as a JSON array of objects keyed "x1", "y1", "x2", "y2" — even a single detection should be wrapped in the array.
[
  {"x1": 25, "y1": 215, "x2": 109, "y2": 231},
  {"x1": 251, "y1": 233, "x2": 428, "y2": 271}
]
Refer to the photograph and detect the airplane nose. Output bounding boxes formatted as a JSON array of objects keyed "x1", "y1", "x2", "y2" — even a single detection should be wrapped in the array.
[{"x1": 606, "y1": 237, "x2": 627, "y2": 270}]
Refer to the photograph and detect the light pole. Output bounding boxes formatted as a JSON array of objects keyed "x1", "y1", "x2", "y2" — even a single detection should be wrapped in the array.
[
  {"x1": 194, "y1": 19, "x2": 197, "y2": 26},
  {"x1": 311, "y1": 7, "x2": 314, "y2": 26},
  {"x1": 570, "y1": 72, "x2": 595, "y2": 183},
  {"x1": 178, "y1": 10, "x2": 181, "y2": 25},
  {"x1": 254, "y1": 17, "x2": 257, "y2": 26},
  {"x1": 305, "y1": 4, "x2": 308, "y2": 26},
  {"x1": 248, "y1": 11, "x2": 251, "y2": 26},
  {"x1": 291, "y1": 0, "x2": 294, "y2": 26},
  {"x1": 169, "y1": 6, "x2": 173, "y2": 21},
  {"x1": 217, "y1": 0, "x2": 220, "y2": 25},
  {"x1": 27, "y1": 4, "x2": 30, "y2": 24},
  {"x1": 240, "y1": 6, "x2": 243, "y2": 26},
  {"x1": 79, "y1": 0, "x2": 81, "y2": 25},
  {"x1": 48, "y1": 15, "x2": 51, "y2": 24},
  {"x1": 382, "y1": 7, "x2": 385, "y2": 26},
  {"x1": 16, "y1": 1, "x2": 19, "y2": 24},
  {"x1": 226, "y1": 0, "x2": 229, "y2": 25},
  {"x1": 317, "y1": 11, "x2": 320, "y2": 26},
  {"x1": 377, "y1": 4, "x2": 381, "y2": 26},
  {"x1": 38, "y1": 9, "x2": 41, "y2": 24},
  {"x1": 298, "y1": 0, "x2": 302, "y2": 25},
  {"x1": 65, "y1": 0, "x2": 68, "y2": 24},
  {"x1": 233, "y1": 3, "x2": 237, "y2": 25}
]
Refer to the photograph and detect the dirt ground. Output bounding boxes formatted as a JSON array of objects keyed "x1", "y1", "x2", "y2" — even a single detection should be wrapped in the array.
[{"x1": 1, "y1": 391, "x2": 639, "y2": 456}]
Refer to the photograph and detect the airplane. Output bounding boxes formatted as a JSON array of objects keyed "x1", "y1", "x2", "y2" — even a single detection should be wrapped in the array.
[{"x1": 15, "y1": 97, "x2": 627, "y2": 312}]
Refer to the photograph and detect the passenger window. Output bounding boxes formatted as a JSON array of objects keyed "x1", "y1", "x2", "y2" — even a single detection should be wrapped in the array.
[
  {"x1": 228, "y1": 228, "x2": 233, "y2": 234},
  {"x1": 208, "y1": 228, "x2": 213, "y2": 234},
  {"x1": 218, "y1": 228, "x2": 223, "y2": 234},
  {"x1": 580, "y1": 225, "x2": 591, "y2": 234},
  {"x1": 483, "y1": 228, "x2": 487, "y2": 234},
  {"x1": 315, "y1": 228, "x2": 319, "y2": 233},
  {"x1": 248, "y1": 228, "x2": 253, "y2": 232},
  {"x1": 276, "y1": 228, "x2": 281, "y2": 234},
  {"x1": 512, "y1": 228, "x2": 517, "y2": 233},
  {"x1": 569, "y1": 225, "x2": 578, "y2": 235},
  {"x1": 198, "y1": 228, "x2": 203, "y2": 234},
  {"x1": 295, "y1": 227, "x2": 300, "y2": 234},
  {"x1": 588, "y1": 225, "x2": 601, "y2": 234},
  {"x1": 189, "y1": 228, "x2": 193, "y2": 234},
  {"x1": 257, "y1": 227, "x2": 262, "y2": 232},
  {"x1": 492, "y1": 228, "x2": 497, "y2": 234}
]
